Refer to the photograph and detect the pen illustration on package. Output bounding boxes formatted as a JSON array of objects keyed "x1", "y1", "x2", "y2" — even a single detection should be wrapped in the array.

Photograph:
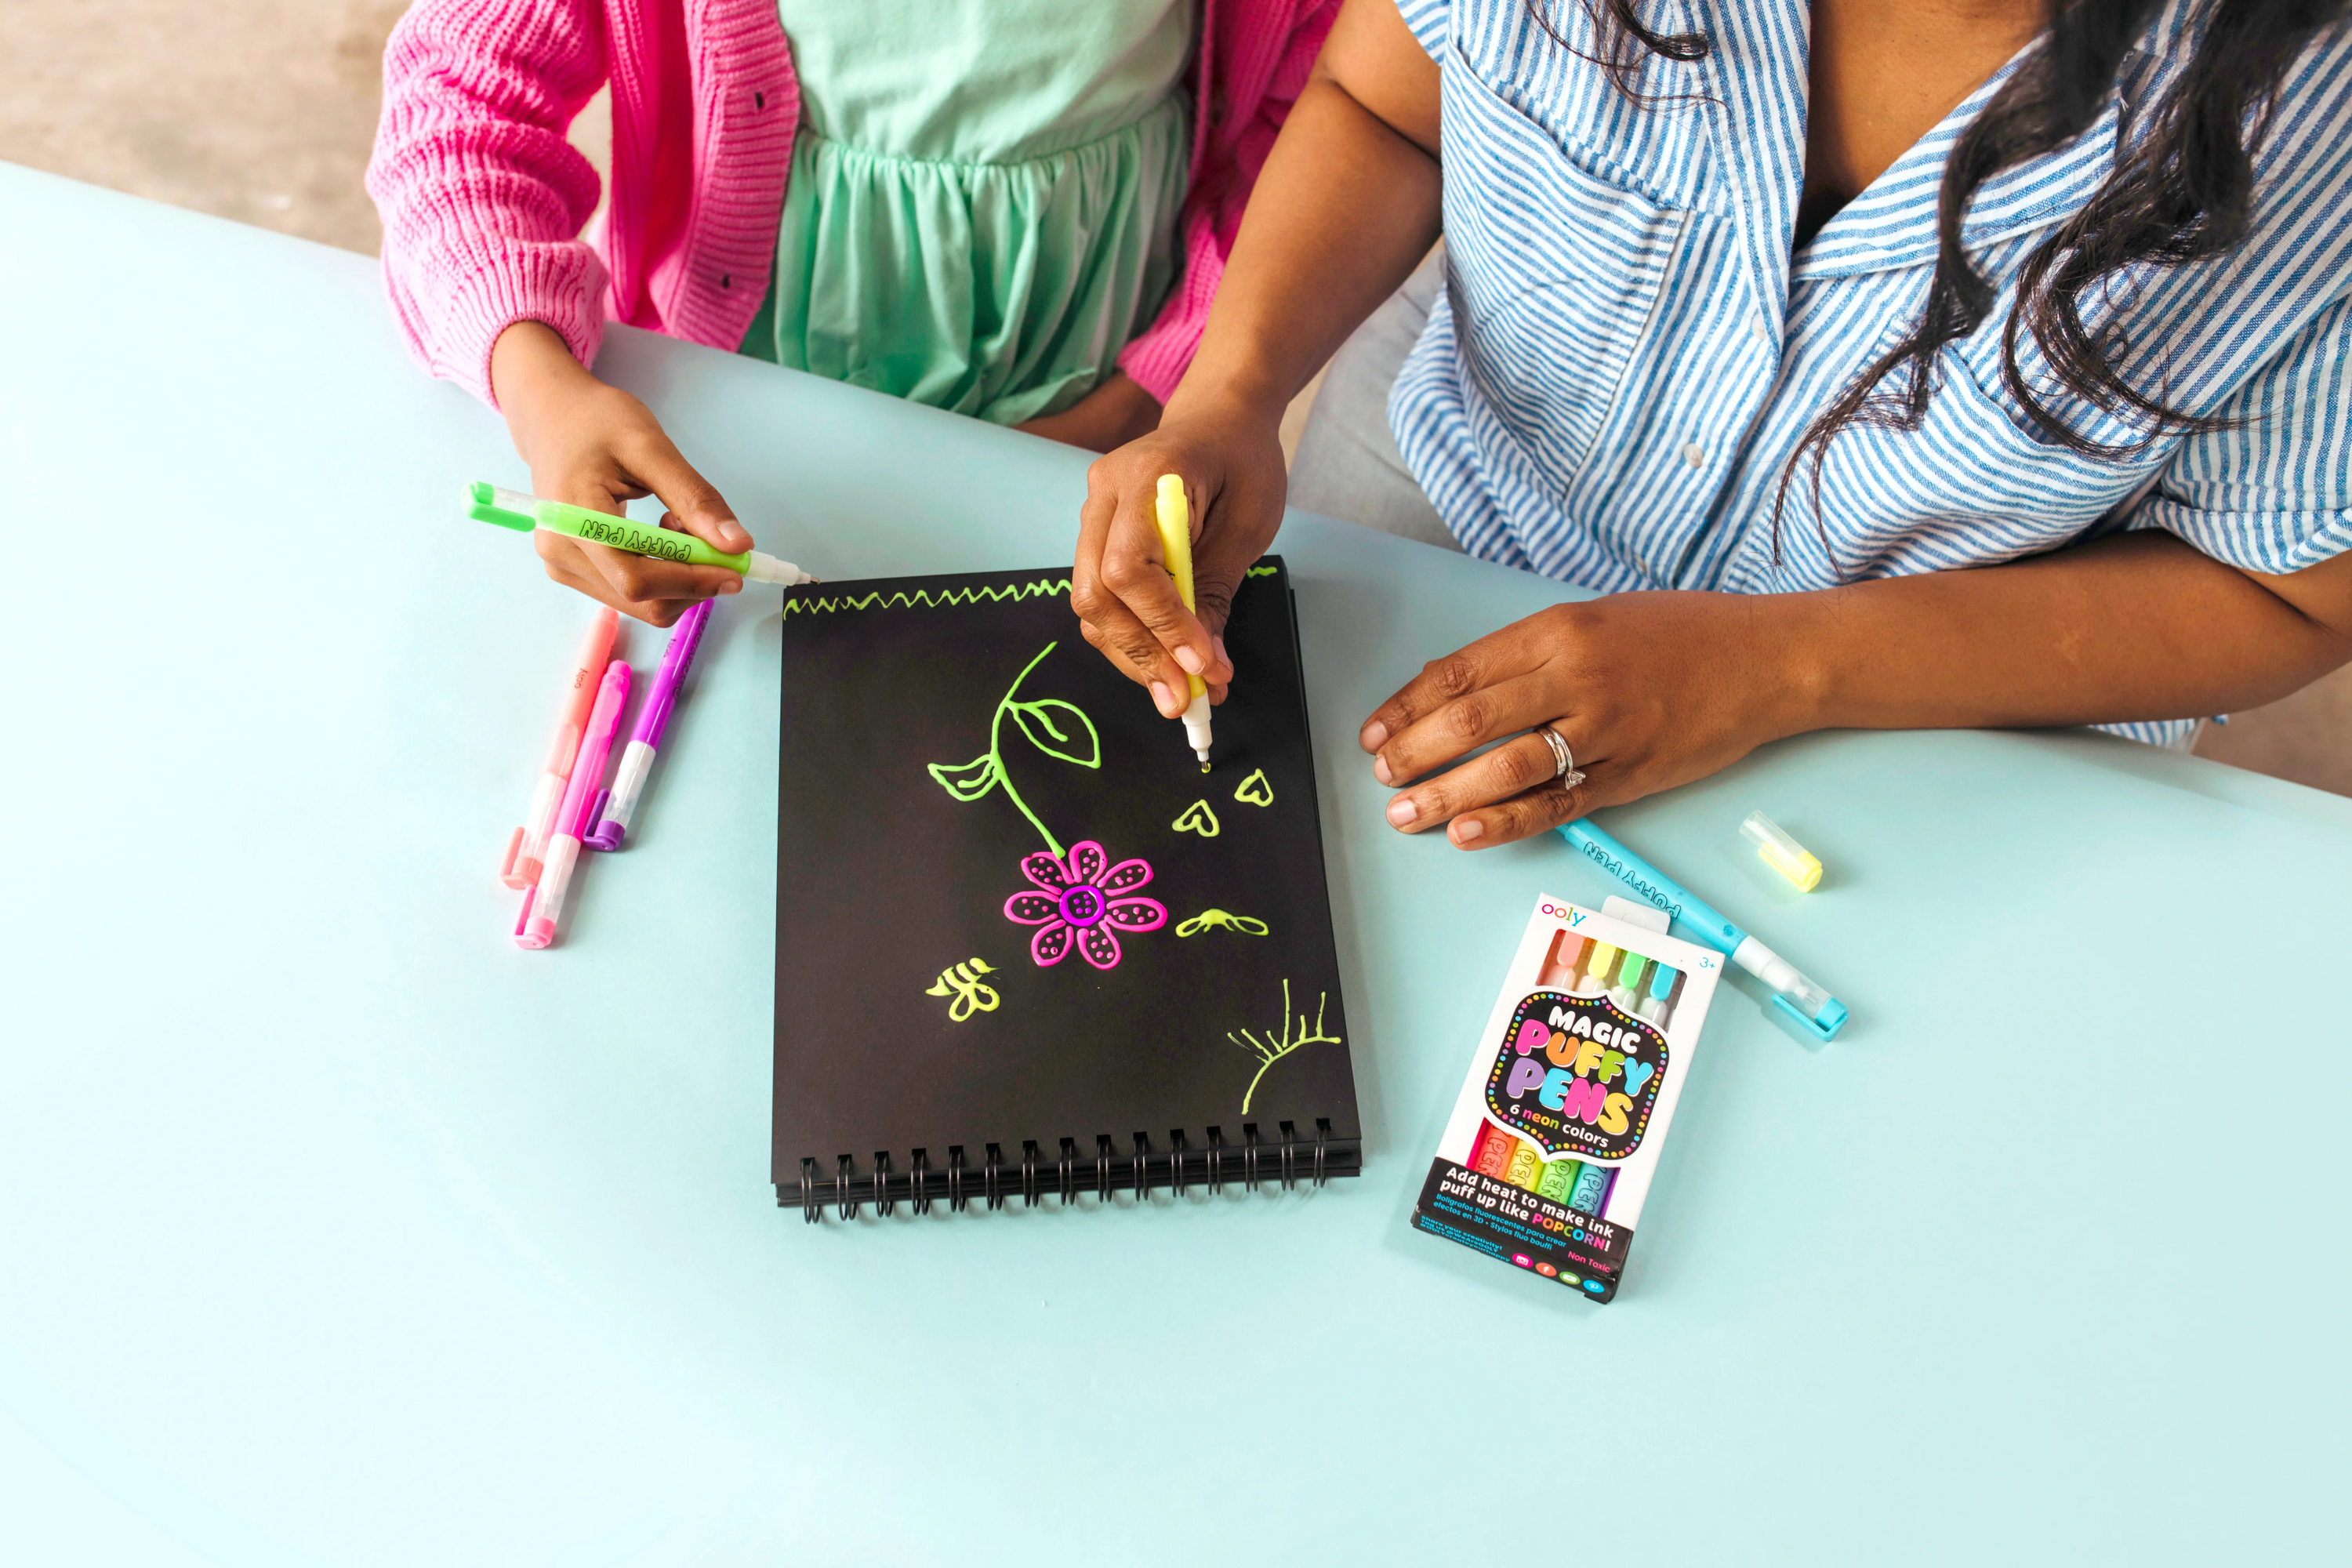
[{"x1": 1414, "y1": 895, "x2": 1722, "y2": 1301}]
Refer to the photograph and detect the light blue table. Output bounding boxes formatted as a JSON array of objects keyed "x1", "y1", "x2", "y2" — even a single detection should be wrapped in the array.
[{"x1": 6, "y1": 162, "x2": 2350, "y2": 1565}]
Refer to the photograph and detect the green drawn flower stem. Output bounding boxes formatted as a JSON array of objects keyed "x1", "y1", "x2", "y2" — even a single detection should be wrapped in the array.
[
  {"x1": 927, "y1": 642, "x2": 1104, "y2": 860},
  {"x1": 988, "y1": 644, "x2": 1063, "y2": 857}
]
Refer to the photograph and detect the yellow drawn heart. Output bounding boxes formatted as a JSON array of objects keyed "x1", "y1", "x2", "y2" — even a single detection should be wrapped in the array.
[
  {"x1": 1233, "y1": 768, "x2": 1274, "y2": 808},
  {"x1": 1171, "y1": 798, "x2": 1221, "y2": 837}
]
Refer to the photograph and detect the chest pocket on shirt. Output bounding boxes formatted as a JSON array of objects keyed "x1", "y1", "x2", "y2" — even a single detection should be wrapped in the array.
[{"x1": 1439, "y1": 48, "x2": 1690, "y2": 498}]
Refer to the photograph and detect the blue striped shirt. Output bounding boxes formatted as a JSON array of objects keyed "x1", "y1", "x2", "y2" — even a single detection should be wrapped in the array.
[{"x1": 1389, "y1": 0, "x2": 2352, "y2": 746}]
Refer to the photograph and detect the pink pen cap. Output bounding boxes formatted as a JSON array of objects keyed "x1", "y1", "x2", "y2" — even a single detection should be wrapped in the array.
[
  {"x1": 503, "y1": 606, "x2": 622, "y2": 888},
  {"x1": 517, "y1": 658, "x2": 630, "y2": 950}
]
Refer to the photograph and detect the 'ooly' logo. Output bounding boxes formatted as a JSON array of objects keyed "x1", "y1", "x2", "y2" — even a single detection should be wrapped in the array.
[{"x1": 1484, "y1": 991, "x2": 1667, "y2": 1161}]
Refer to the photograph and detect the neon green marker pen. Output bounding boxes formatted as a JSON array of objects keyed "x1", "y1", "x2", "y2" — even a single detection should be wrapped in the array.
[{"x1": 468, "y1": 482, "x2": 815, "y2": 585}]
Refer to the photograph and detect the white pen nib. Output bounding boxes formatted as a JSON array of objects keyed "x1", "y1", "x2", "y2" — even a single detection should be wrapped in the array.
[{"x1": 743, "y1": 550, "x2": 815, "y2": 586}]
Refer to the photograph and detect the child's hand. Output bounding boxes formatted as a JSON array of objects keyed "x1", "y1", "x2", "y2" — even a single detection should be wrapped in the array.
[
  {"x1": 489, "y1": 321, "x2": 750, "y2": 627},
  {"x1": 1070, "y1": 393, "x2": 1287, "y2": 716}
]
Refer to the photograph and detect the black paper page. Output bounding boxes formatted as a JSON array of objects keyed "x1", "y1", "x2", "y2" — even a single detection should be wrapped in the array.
[{"x1": 772, "y1": 559, "x2": 1359, "y2": 1180}]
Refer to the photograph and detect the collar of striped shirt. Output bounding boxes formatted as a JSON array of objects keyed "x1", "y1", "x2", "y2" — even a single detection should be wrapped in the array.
[{"x1": 1387, "y1": 0, "x2": 2352, "y2": 748}]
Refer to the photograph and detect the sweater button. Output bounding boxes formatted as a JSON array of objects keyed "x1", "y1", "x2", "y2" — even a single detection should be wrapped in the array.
[
  {"x1": 721, "y1": 274, "x2": 731, "y2": 289},
  {"x1": 754, "y1": 91, "x2": 765, "y2": 109}
]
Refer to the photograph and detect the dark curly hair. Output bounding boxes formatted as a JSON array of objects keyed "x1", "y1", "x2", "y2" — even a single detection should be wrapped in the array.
[{"x1": 1533, "y1": 0, "x2": 2352, "y2": 551}]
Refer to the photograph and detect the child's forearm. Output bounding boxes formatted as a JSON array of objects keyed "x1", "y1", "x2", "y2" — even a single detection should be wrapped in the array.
[
  {"x1": 1777, "y1": 531, "x2": 2352, "y2": 735},
  {"x1": 490, "y1": 320, "x2": 593, "y2": 412},
  {"x1": 1167, "y1": 0, "x2": 1445, "y2": 428}
]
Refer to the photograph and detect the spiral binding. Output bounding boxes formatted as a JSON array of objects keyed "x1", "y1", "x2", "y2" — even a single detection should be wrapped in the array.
[{"x1": 789, "y1": 1116, "x2": 1355, "y2": 1222}]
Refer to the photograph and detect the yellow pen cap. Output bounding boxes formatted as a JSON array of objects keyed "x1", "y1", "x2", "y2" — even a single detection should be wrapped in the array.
[{"x1": 1740, "y1": 810, "x2": 1823, "y2": 892}]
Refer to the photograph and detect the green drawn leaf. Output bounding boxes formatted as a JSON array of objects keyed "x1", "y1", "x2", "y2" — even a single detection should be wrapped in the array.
[
  {"x1": 1009, "y1": 699, "x2": 1102, "y2": 770},
  {"x1": 927, "y1": 753, "x2": 1001, "y2": 802}
]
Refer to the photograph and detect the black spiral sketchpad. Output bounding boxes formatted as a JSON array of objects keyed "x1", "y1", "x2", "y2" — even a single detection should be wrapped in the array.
[{"x1": 771, "y1": 557, "x2": 1360, "y2": 1217}]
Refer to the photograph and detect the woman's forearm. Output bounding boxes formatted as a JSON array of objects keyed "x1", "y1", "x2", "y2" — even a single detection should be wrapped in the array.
[
  {"x1": 1167, "y1": 0, "x2": 1445, "y2": 426},
  {"x1": 1779, "y1": 531, "x2": 2352, "y2": 734}
]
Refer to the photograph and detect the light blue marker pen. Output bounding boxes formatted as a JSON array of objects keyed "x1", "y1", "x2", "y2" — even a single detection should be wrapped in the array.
[{"x1": 1559, "y1": 818, "x2": 1849, "y2": 1044}]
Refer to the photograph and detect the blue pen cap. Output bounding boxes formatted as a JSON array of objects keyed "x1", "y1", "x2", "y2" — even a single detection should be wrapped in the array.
[{"x1": 1771, "y1": 993, "x2": 1849, "y2": 1045}]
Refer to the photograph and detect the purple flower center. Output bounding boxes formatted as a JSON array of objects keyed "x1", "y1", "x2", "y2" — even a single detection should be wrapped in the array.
[{"x1": 1058, "y1": 884, "x2": 1107, "y2": 927}]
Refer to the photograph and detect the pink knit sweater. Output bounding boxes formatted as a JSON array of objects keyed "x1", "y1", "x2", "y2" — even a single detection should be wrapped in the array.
[{"x1": 368, "y1": 0, "x2": 1336, "y2": 408}]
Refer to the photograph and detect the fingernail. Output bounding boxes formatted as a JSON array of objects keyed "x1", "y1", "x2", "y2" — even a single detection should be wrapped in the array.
[
  {"x1": 1212, "y1": 635, "x2": 1229, "y2": 673},
  {"x1": 1360, "y1": 721, "x2": 1388, "y2": 752},
  {"x1": 1373, "y1": 755, "x2": 1394, "y2": 786},
  {"x1": 1174, "y1": 645, "x2": 1204, "y2": 676},
  {"x1": 1385, "y1": 796, "x2": 1417, "y2": 828},
  {"x1": 1151, "y1": 681, "x2": 1178, "y2": 717},
  {"x1": 1454, "y1": 818, "x2": 1484, "y2": 844}
]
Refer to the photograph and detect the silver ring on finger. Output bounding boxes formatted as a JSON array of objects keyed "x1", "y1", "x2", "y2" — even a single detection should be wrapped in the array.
[{"x1": 1537, "y1": 723, "x2": 1587, "y2": 791}]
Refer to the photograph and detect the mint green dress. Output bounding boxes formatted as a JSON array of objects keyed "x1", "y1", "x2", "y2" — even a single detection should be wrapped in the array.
[{"x1": 740, "y1": 0, "x2": 1194, "y2": 426}]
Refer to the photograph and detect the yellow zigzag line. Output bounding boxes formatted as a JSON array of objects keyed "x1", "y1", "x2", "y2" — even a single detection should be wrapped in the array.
[
  {"x1": 784, "y1": 565, "x2": 1279, "y2": 615},
  {"x1": 781, "y1": 579, "x2": 1071, "y2": 616}
]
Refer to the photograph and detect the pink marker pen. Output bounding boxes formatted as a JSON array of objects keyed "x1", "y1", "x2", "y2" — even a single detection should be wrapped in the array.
[
  {"x1": 516, "y1": 658, "x2": 630, "y2": 949},
  {"x1": 503, "y1": 606, "x2": 622, "y2": 889}
]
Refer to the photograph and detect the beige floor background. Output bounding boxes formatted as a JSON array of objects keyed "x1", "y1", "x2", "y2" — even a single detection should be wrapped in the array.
[{"x1": 6, "y1": 0, "x2": 2345, "y2": 795}]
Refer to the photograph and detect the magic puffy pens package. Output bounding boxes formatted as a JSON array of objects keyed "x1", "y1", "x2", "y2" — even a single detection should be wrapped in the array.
[{"x1": 1414, "y1": 895, "x2": 1722, "y2": 1302}]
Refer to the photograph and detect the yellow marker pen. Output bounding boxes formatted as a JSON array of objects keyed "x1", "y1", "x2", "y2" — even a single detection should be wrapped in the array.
[{"x1": 1152, "y1": 474, "x2": 1214, "y2": 771}]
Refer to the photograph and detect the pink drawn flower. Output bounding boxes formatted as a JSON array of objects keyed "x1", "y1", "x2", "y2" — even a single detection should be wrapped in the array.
[{"x1": 1002, "y1": 840, "x2": 1167, "y2": 969}]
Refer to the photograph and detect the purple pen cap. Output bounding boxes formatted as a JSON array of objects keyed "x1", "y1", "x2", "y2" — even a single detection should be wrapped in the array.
[{"x1": 583, "y1": 789, "x2": 622, "y2": 852}]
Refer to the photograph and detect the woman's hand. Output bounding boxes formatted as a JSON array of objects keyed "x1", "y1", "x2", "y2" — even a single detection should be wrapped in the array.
[
  {"x1": 1017, "y1": 370, "x2": 1163, "y2": 453},
  {"x1": 490, "y1": 321, "x2": 750, "y2": 627},
  {"x1": 1363, "y1": 593, "x2": 1820, "y2": 848},
  {"x1": 1069, "y1": 392, "x2": 1290, "y2": 717}
]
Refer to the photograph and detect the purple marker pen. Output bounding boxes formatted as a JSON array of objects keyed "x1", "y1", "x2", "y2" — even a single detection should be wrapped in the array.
[{"x1": 585, "y1": 597, "x2": 712, "y2": 851}]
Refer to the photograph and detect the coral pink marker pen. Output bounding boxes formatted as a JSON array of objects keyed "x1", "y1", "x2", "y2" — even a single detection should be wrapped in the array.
[
  {"x1": 503, "y1": 606, "x2": 621, "y2": 889},
  {"x1": 515, "y1": 658, "x2": 630, "y2": 949}
]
